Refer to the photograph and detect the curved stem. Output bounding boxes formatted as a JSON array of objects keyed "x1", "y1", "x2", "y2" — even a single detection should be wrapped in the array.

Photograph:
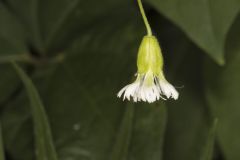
[{"x1": 137, "y1": 0, "x2": 152, "y2": 36}]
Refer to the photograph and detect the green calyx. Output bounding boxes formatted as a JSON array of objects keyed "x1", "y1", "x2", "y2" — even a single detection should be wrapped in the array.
[{"x1": 137, "y1": 36, "x2": 164, "y2": 75}]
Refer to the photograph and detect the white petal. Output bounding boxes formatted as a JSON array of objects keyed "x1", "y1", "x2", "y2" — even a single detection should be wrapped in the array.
[
  {"x1": 117, "y1": 85, "x2": 129, "y2": 98},
  {"x1": 133, "y1": 94, "x2": 138, "y2": 102},
  {"x1": 159, "y1": 80, "x2": 179, "y2": 100},
  {"x1": 159, "y1": 81, "x2": 171, "y2": 98},
  {"x1": 168, "y1": 84, "x2": 179, "y2": 99},
  {"x1": 141, "y1": 87, "x2": 155, "y2": 103},
  {"x1": 117, "y1": 72, "x2": 178, "y2": 103},
  {"x1": 124, "y1": 82, "x2": 139, "y2": 100},
  {"x1": 117, "y1": 81, "x2": 140, "y2": 101},
  {"x1": 145, "y1": 88, "x2": 151, "y2": 103},
  {"x1": 152, "y1": 86, "x2": 160, "y2": 100},
  {"x1": 149, "y1": 87, "x2": 157, "y2": 102},
  {"x1": 142, "y1": 92, "x2": 147, "y2": 102}
]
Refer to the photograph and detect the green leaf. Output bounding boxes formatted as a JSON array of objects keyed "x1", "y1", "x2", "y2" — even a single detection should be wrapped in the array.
[
  {"x1": 0, "y1": 3, "x2": 27, "y2": 105},
  {"x1": 164, "y1": 55, "x2": 212, "y2": 160},
  {"x1": 5, "y1": 0, "x2": 43, "y2": 52},
  {"x1": 110, "y1": 104, "x2": 134, "y2": 160},
  {"x1": 0, "y1": 64, "x2": 19, "y2": 104},
  {"x1": 204, "y1": 15, "x2": 240, "y2": 160},
  {"x1": 38, "y1": 0, "x2": 125, "y2": 52},
  {"x1": 1, "y1": 92, "x2": 35, "y2": 160},
  {"x1": 129, "y1": 103, "x2": 167, "y2": 160},
  {"x1": 0, "y1": 2, "x2": 27, "y2": 55},
  {"x1": 0, "y1": 122, "x2": 5, "y2": 160},
  {"x1": 146, "y1": 0, "x2": 240, "y2": 64},
  {"x1": 12, "y1": 62, "x2": 58, "y2": 160},
  {"x1": 5, "y1": 0, "x2": 125, "y2": 54},
  {"x1": 201, "y1": 119, "x2": 218, "y2": 160}
]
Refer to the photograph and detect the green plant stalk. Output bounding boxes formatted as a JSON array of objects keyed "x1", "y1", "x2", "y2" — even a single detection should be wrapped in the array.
[
  {"x1": 137, "y1": 0, "x2": 152, "y2": 36},
  {"x1": 12, "y1": 62, "x2": 58, "y2": 160},
  {"x1": 0, "y1": 54, "x2": 31, "y2": 64}
]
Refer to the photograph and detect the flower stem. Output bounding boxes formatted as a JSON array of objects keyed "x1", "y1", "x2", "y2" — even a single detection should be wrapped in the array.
[
  {"x1": 0, "y1": 54, "x2": 31, "y2": 63},
  {"x1": 137, "y1": 0, "x2": 152, "y2": 36}
]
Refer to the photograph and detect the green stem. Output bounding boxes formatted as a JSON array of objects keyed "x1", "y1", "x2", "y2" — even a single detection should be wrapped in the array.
[
  {"x1": 0, "y1": 53, "x2": 65, "y2": 65},
  {"x1": 0, "y1": 54, "x2": 31, "y2": 64},
  {"x1": 137, "y1": 0, "x2": 152, "y2": 36}
]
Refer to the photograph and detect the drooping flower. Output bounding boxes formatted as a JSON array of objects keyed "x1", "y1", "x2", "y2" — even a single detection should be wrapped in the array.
[
  {"x1": 117, "y1": 36, "x2": 179, "y2": 103},
  {"x1": 117, "y1": 0, "x2": 179, "y2": 103}
]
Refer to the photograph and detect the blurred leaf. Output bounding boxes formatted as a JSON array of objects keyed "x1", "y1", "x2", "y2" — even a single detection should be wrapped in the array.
[
  {"x1": 201, "y1": 119, "x2": 218, "y2": 160},
  {"x1": 164, "y1": 50, "x2": 212, "y2": 160},
  {"x1": 0, "y1": 2, "x2": 26, "y2": 105},
  {"x1": 4, "y1": 0, "x2": 126, "y2": 54},
  {"x1": 12, "y1": 62, "x2": 58, "y2": 160},
  {"x1": 0, "y1": 65, "x2": 19, "y2": 105},
  {"x1": 5, "y1": 0, "x2": 43, "y2": 52},
  {"x1": 0, "y1": 2, "x2": 27, "y2": 55},
  {"x1": 1, "y1": 91, "x2": 35, "y2": 160},
  {"x1": 204, "y1": 15, "x2": 240, "y2": 160},
  {"x1": 39, "y1": 0, "x2": 123, "y2": 52},
  {"x1": 146, "y1": 0, "x2": 240, "y2": 64},
  {"x1": 0, "y1": 122, "x2": 5, "y2": 160},
  {"x1": 110, "y1": 104, "x2": 134, "y2": 160},
  {"x1": 129, "y1": 103, "x2": 167, "y2": 160}
]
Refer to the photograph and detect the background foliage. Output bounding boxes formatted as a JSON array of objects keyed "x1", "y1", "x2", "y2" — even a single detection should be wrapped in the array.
[{"x1": 0, "y1": 0, "x2": 240, "y2": 160}]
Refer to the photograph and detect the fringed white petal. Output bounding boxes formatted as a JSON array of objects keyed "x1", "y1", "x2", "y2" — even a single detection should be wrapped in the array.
[
  {"x1": 117, "y1": 81, "x2": 140, "y2": 101},
  {"x1": 159, "y1": 80, "x2": 179, "y2": 100},
  {"x1": 117, "y1": 72, "x2": 179, "y2": 103}
]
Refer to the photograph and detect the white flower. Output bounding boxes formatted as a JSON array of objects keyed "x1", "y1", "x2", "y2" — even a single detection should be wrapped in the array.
[
  {"x1": 117, "y1": 71, "x2": 179, "y2": 103},
  {"x1": 118, "y1": 0, "x2": 179, "y2": 103},
  {"x1": 117, "y1": 35, "x2": 179, "y2": 103}
]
